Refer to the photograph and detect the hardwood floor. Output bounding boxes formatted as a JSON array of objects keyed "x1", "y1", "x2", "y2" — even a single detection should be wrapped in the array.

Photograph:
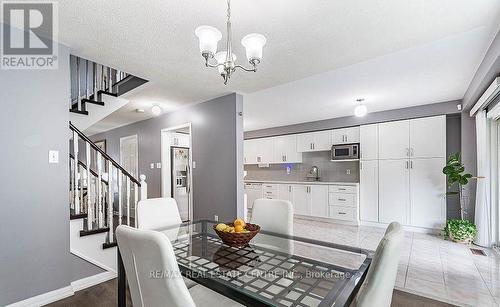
[{"x1": 46, "y1": 278, "x2": 455, "y2": 307}]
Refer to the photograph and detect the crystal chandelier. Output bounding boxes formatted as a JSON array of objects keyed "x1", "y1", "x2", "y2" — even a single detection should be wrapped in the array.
[{"x1": 195, "y1": 0, "x2": 266, "y2": 84}]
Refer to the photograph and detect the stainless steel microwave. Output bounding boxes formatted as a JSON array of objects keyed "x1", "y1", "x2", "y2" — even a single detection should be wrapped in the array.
[{"x1": 331, "y1": 144, "x2": 359, "y2": 160}]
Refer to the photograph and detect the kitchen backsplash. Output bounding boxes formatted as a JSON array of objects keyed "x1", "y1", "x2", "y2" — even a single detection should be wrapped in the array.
[{"x1": 244, "y1": 151, "x2": 359, "y2": 182}]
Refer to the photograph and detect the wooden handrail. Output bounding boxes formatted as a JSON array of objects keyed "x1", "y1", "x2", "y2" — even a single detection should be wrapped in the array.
[{"x1": 69, "y1": 122, "x2": 141, "y2": 186}]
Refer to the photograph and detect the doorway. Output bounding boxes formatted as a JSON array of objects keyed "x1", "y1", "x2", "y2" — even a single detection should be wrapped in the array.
[{"x1": 161, "y1": 124, "x2": 193, "y2": 222}]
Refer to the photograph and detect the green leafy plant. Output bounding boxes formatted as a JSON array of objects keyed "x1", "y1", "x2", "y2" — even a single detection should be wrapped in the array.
[
  {"x1": 443, "y1": 219, "x2": 476, "y2": 243},
  {"x1": 442, "y1": 152, "x2": 472, "y2": 220}
]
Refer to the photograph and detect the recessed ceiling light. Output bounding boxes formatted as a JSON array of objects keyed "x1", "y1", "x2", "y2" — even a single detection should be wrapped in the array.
[
  {"x1": 151, "y1": 105, "x2": 162, "y2": 116},
  {"x1": 354, "y1": 98, "x2": 367, "y2": 117},
  {"x1": 135, "y1": 109, "x2": 145, "y2": 113}
]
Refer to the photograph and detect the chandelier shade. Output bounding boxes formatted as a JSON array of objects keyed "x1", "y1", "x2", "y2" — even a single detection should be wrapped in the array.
[
  {"x1": 194, "y1": 25, "x2": 222, "y2": 56},
  {"x1": 194, "y1": 0, "x2": 266, "y2": 84},
  {"x1": 241, "y1": 33, "x2": 266, "y2": 63}
]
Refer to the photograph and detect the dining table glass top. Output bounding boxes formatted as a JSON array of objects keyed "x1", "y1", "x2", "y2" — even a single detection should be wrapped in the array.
[{"x1": 152, "y1": 220, "x2": 373, "y2": 307}]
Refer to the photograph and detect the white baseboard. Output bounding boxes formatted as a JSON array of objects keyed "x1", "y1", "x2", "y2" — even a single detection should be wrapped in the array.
[
  {"x1": 70, "y1": 249, "x2": 116, "y2": 273},
  {"x1": 5, "y1": 286, "x2": 74, "y2": 307},
  {"x1": 5, "y1": 271, "x2": 117, "y2": 307},
  {"x1": 360, "y1": 220, "x2": 442, "y2": 234},
  {"x1": 71, "y1": 271, "x2": 117, "y2": 292}
]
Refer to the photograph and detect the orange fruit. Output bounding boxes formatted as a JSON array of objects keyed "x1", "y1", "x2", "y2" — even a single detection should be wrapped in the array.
[
  {"x1": 233, "y1": 218, "x2": 246, "y2": 227},
  {"x1": 234, "y1": 225, "x2": 244, "y2": 233}
]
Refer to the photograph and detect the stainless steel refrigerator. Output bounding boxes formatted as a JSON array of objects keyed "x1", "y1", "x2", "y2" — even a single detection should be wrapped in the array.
[{"x1": 171, "y1": 147, "x2": 190, "y2": 221}]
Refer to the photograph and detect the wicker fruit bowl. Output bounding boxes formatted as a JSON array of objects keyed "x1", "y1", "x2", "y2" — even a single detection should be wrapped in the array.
[{"x1": 213, "y1": 222, "x2": 260, "y2": 248}]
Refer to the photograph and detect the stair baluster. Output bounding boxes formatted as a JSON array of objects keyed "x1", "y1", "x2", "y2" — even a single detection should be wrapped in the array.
[
  {"x1": 118, "y1": 171, "x2": 123, "y2": 226},
  {"x1": 108, "y1": 161, "x2": 114, "y2": 241},
  {"x1": 85, "y1": 143, "x2": 93, "y2": 230},
  {"x1": 97, "y1": 151, "x2": 103, "y2": 228},
  {"x1": 126, "y1": 177, "x2": 131, "y2": 226},
  {"x1": 76, "y1": 57, "x2": 81, "y2": 110},
  {"x1": 73, "y1": 131, "x2": 80, "y2": 214}
]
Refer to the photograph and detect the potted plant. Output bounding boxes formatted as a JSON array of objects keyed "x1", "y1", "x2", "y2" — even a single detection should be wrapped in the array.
[{"x1": 442, "y1": 153, "x2": 477, "y2": 243}]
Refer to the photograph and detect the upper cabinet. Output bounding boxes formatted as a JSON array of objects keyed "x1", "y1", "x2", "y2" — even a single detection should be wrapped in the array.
[
  {"x1": 297, "y1": 130, "x2": 331, "y2": 152},
  {"x1": 332, "y1": 127, "x2": 360, "y2": 145},
  {"x1": 409, "y1": 116, "x2": 446, "y2": 158},
  {"x1": 273, "y1": 135, "x2": 302, "y2": 163},
  {"x1": 378, "y1": 116, "x2": 446, "y2": 160},
  {"x1": 360, "y1": 124, "x2": 378, "y2": 160},
  {"x1": 244, "y1": 138, "x2": 273, "y2": 164},
  {"x1": 378, "y1": 120, "x2": 410, "y2": 159}
]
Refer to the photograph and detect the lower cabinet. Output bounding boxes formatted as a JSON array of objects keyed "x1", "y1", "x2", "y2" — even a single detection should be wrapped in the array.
[
  {"x1": 293, "y1": 185, "x2": 310, "y2": 215},
  {"x1": 292, "y1": 185, "x2": 329, "y2": 217},
  {"x1": 360, "y1": 160, "x2": 379, "y2": 222},
  {"x1": 278, "y1": 184, "x2": 294, "y2": 202},
  {"x1": 379, "y1": 159, "x2": 409, "y2": 225}
]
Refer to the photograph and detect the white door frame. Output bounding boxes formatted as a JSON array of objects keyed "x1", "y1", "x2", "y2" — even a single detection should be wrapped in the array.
[
  {"x1": 161, "y1": 123, "x2": 193, "y2": 222},
  {"x1": 119, "y1": 134, "x2": 139, "y2": 177}
]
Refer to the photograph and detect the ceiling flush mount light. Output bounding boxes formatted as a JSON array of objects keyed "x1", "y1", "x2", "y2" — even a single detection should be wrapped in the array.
[
  {"x1": 354, "y1": 99, "x2": 368, "y2": 117},
  {"x1": 195, "y1": 0, "x2": 266, "y2": 85},
  {"x1": 151, "y1": 105, "x2": 162, "y2": 116}
]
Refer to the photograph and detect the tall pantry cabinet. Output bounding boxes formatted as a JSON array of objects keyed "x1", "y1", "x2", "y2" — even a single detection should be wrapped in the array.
[{"x1": 360, "y1": 115, "x2": 446, "y2": 229}]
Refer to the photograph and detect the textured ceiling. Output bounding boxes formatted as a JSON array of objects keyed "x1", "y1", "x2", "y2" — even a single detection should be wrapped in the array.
[{"x1": 55, "y1": 0, "x2": 500, "y2": 132}]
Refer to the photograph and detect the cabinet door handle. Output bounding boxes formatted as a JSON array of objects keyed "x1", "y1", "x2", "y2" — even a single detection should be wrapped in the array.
[
  {"x1": 338, "y1": 198, "x2": 346, "y2": 201},
  {"x1": 410, "y1": 161, "x2": 413, "y2": 169},
  {"x1": 284, "y1": 155, "x2": 287, "y2": 162},
  {"x1": 338, "y1": 212, "x2": 347, "y2": 215},
  {"x1": 338, "y1": 188, "x2": 346, "y2": 191},
  {"x1": 288, "y1": 186, "x2": 291, "y2": 192},
  {"x1": 257, "y1": 156, "x2": 261, "y2": 162},
  {"x1": 405, "y1": 161, "x2": 409, "y2": 169}
]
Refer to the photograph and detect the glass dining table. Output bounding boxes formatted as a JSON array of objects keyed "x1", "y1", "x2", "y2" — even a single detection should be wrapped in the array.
[{"x1": 117, "y1": 220, "x2": 373, "y2": 307}]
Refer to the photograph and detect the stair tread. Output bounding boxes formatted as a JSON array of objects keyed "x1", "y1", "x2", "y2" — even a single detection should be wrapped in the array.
[
  {"x1": 80, "y1": 227, "x2": 110, "y2": 237},
  {"x1": 81, "y1": 98, "x2": 105, "y2": 106},
  {"x1": 69, "y1": 108, "x2": 89, "y2": 115},
  {"x1": 70, "y1": 213, "x2": 88, "y2": 220},
  {"x1": 98, "y1": 90, "x2": 118, "y2": 97},
  {"x1": 102, "y1": 241, "x2": 117, "y2": 249}
]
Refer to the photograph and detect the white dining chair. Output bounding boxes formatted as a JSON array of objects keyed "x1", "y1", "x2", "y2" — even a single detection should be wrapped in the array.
[
  {"x1": 250, "y1": 199, "x2": 294, "y2": 254},
  {"x1": 250, "y1": 198, "x2": 294, "y2": 235},
  {"x1": 354, "y1": 222, "x2": 404, "y2": 307},
  {"x1": 116, "y1": 225, "x2": 243, "y2": 307},
  {"x1": 137, "y1": 197, "x2": 182, "y2": 230},
  {"x1": 136, "y1": 197, "x2": 196, "y2": 288}
]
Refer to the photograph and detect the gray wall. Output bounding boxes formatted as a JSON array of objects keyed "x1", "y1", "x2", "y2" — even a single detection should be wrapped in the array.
[
  {"x1": 90, "y1": 93, "x2": 244, "y2": 222},
  {"x1": 0, "y1": 33, "x2": 102, "y2": 305},
  {"x1": 446, "y1": 114, "x2": 462, "y2": 219},
  {"x1": 459, "y1": 28, "x2": 500, "y2": 220},
  {"x1": 245, "y1": 100, "x2": 461, "y2": 139}
]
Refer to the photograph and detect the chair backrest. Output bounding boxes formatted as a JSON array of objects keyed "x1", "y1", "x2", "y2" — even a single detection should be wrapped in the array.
[
  {"x1": 250, "y1": 198, "x2": 294, "y2": 235},
  {"x1": 355, "y1": 222, "x2": 404, "y2": 307},
  {"x1": 137, "y1": 197, "x2": 181, "y2": 230},
  {"x1": 116, "y1": 225, "x2": 195, "y2": 307}
]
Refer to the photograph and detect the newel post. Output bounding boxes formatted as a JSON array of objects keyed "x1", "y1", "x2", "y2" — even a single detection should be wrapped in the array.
[{"x1": 140, "y1": 174, "x2": 148, "y2": 200}]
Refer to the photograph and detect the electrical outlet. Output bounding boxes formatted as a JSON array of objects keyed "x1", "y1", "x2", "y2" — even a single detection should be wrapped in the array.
[
  {"x1": 156, "y1": 162, "x2": 161, "y2": 169},
  {"x1": 286, "y1": 166, "x2": 291, "y2": 175},
  {"x1": 346, "y1": 169, "x2": 351, "y2": 175},
  {"x1": 150, "y1": 163, "x2": 155, "y2": 169},
  {"x1": 48, "y1": 150, "x2": 59, "y2": 163},
  {"x1": 214, "y1": 215, "x2": 219, "y2": 222}
]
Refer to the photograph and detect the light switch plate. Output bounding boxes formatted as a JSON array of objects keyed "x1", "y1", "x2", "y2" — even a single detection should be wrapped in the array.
[
  {"x1": 150, "y1": 163, "x2": 155, "y2": 169},
  {"x1": 48, "y1": 150, "x2": 59, "y2": 163},
  {"x1": 156, "y1": 162, "x2": 161, "y2": 169},
  {"x1": 193, "y1": 161, "x2": 196, "y2": 169}
]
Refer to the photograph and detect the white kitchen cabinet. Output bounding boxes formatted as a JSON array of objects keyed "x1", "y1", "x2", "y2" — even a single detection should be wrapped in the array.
[
  {"x1": 244, "y1": 183, "x2": 262, "y2": 209},
  {"x1": 409, "y1": 158, "x2": 446, "y2": 229},
  {"x1": 244, "y1": 138, "x2": 274, "y2": 164},
  {"x1": 360, "y1": 124, "x2": 378, "y2": 160},
  {"x1": 379, "y1": 159, "x2": 409, "y2": 225},
  {"x1": 332, "y1": 127, "x2": 360, "y2": 145},
  {"x1": 171, "y1": 133, "x2": 190, "y2": 147},
  {"x1": 359, "y1": 160, "x2": 379, "y2": 222},
  {"x1": 297, "y1": 130, "x2": 331, "y2": 152},
  {"x1": 292, "y1": 185, "x2": 310, "y2": 215},
  {"x1": 410, "y1": 116, "x2": 446, "y2": 158},
  {"x1": 244, "y1": 139, "x2": 258, "y2": 164},
  {"x1": 310, "y1": 185, "x2": 329, "y2": 217},
  {"x1": 378, "y1": 120, "x2": 410, "y2": 160},
  {"x1": 273, "y1": 135, "x2": 302, "y2": 163},
  {"x1": 278, "y1": 184, "x2": 294, "y2": 202}
]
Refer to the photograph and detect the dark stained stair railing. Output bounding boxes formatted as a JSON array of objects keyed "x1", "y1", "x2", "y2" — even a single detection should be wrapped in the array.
[{"x1": 69, "y1": 122, "x2": 147, "y2": 247}]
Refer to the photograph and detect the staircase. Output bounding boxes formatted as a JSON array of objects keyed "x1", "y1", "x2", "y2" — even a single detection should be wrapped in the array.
[
  {"x1": 69, "y1": 122, "x2": 147, "y2": 271},
  {"x1": 69, "y1": 55, "x2": 148, "y2": 131}
]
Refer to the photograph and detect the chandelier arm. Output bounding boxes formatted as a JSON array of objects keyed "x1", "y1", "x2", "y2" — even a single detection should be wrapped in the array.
[{"x1": 234, "y1": 64, "x2": 257, "y2": 72}]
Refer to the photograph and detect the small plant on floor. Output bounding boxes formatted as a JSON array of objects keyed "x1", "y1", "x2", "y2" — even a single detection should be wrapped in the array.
[{"x1": 442, "y1": 152, "x2": 477, "y2": 243}]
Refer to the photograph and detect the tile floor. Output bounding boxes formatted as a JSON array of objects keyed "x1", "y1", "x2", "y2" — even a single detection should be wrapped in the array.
[{"x1": 294, "y1": 218, "x2": 500, "y2": 307}]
